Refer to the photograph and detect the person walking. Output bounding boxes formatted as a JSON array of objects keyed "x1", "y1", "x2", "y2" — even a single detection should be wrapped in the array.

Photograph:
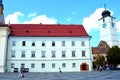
[{"x1": 20, "y1": 67, "x2": 24, "y2": 78}]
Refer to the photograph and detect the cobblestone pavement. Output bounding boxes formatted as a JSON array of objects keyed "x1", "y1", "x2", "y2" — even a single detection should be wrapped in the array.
[{"x1": 0, "y1": 71, "x2": 120, "y2": 80}]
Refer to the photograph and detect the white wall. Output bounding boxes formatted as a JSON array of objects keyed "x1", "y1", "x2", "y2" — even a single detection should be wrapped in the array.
[{"x1": 7, "y1": 36, "x2": 92, "y2": 72}]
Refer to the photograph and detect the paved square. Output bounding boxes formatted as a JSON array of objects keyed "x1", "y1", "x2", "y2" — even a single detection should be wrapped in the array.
[{"x1": 0, "y1": 71, "x2": 120, "y2": 80}]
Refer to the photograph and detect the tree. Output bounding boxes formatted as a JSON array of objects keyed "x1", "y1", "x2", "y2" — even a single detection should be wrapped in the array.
[
  {"x1": 94, "y1": 54, "x2": 105, "y2": 66},
  {"x1": 106, "y1": 46, "x2": 120, "y2": 65}
]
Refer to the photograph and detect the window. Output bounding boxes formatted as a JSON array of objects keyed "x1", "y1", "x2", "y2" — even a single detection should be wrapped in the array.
[
  {"x1": 31, "y1": 63, "x2": 35, "y2": 68},
  {"x1": 21, "y1": 63, "x2": 25, "y2": 68},
  {"x1": 72, "y1": 63, "x2": 76, "y2": 68},
  {"x1": 52, "y1": 41, "x2": 55, "y2": 46},
  {"x1": 32, "y1": 41, "x2": 35, "y2": 46},
  {"x1": 81, "y1": 41, "x2": 85, "y2": 46},
  {"x1": 41, "y1": 63, "x2": 45, "y2": 68},
  {"x1": 62, "y1": 41, "x2": 65, "y2": 46},
  {"x1": 72, "y1": 41, "x2": 75, "y2": 46},
  {"x1": 62, "y1": 63, "x2": 66, "y2": 68},
  {"x1": 22, "y1": 41, "x2": 26, "y2": 46},
  {"x1": 21, "y1": 51, "x2": 26, "y2": 57},
  {"x1": 11, "y1": 63, "x2": 14, "y2": 68},
  {"x1": 112, "y1": 23, "x2": 114, "y2": 28},
  {"x1": 11, "y1": 50, "x2": 15, "y2": 58},
  {"x1": 12, "y1": 41, "x2": 16, "y2": 46},
  {"x1": 41, "y1": 51, "x2": 45, "y2": 58},
  {"x1": 62, "y1": 51, "x2": 66, "y2": 57},
  {"x1": 103, "y1": 18, "x2": 105, "y2": 23},
  {"x1": 52, "y1": 63, "x2": 55, "y2": 68},
  {"x1": 82, "y1": 50, "x2": 86, "y2": 57},
  {"x1": 72, "y1": 50, "x2": 76, "y2": 57},
  {"x1": 51, "y1": 51, "x2": 56, "y2": 58},
  {"x1": 31, "y1": 51, "x2": 35, "y2": 58},
  {"x1": 42, "y1": 41, "x2": 45, "y2": 46}
]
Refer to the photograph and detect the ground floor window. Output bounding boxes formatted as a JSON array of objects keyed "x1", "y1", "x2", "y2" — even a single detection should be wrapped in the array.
[{"x1": 41, "y1": 63, "x2": 45, "y2": 68}]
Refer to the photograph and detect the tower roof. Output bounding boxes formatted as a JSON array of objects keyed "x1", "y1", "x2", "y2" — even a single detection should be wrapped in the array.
[
  {"x1": 102, "y1": 10, "x2": 111, "y2": 18},
  {"x1": 0, "y1": 0, "x2": 3, "y2": 7}
]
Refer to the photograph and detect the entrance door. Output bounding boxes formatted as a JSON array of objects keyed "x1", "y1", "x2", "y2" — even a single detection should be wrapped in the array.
[{"x1": 80, "y1": 63, "x2": 89, "y2": 71}]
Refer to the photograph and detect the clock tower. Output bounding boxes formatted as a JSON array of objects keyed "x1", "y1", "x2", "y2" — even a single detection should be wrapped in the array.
[{"x1": 98, "y1": 8, "x2": 119, "y2": 47}]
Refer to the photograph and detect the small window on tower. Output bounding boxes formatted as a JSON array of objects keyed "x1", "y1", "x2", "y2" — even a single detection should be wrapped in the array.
[
  {"x1": 103, "y1": 19, "x2": 105, "y2": 23},
  {"x1": 111, "y1": 23, "x2": 114, "y2": 28}
]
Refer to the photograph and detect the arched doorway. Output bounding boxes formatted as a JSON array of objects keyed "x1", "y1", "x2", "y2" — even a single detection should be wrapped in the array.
[{"x1": 80, "y1": 63, "x2": 89, "y2": 71}]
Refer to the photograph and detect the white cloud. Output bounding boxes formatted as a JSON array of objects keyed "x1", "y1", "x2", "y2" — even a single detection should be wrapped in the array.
[
  {"x1": 28, "y1": 12, "x2": 37, "y2": 18},
  {"x1": 82, "y1": 8, "x2": 104, "y2": 32},
  {"x1": 82, "y1": 8, "x2": 114, "y2": 32},
  {"x1": 5, "y1": 12, "x2": 57, "y2": 24},
  {"x1": 5, "y1": 12, "x2": 24, "y2": 24},
  {"x1": 23, "y1": 14, "x2": 57, "y2": 24}
]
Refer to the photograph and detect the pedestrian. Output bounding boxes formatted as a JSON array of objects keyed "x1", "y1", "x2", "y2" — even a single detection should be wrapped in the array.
[
  {"x1": 20, "y1": 67, "x2": 24, "y2": 78},
  {"x1": 99, "y1": 66, "x2": 102, "y2": 72},
  {"x1": 59, "y1": 68, "x2": 62, "y2": 73}
]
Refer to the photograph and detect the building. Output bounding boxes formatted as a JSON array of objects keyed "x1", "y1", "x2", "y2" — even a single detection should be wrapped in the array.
[
  {"x1": 0, "y1": 1, "x2": 93, "y2": 72},
  {"x1": 98, "y1": 8, "x2": 119, "y2": 47},
  {"x1": 92, "y1": 40, "x2": 110, "y2": 61}
]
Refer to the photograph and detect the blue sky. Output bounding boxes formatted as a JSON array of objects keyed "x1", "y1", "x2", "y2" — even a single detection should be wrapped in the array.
[{"x1": 3, "y1": 0, "x2": 120, "y2": 47}]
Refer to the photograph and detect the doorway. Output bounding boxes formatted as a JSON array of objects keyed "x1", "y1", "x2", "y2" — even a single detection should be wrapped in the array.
[{"x1": 80, "y1": 63, "x2": 89, "y2": 71}]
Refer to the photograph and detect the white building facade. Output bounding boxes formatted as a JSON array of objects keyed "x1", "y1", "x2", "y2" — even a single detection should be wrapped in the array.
[{"x1": 4, "y1": 24, "x2": 93, "y2": 72}]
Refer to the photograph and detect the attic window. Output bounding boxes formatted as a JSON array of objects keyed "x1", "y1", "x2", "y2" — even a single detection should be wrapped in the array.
[
  {"x1": 48, "y1": 31, "x2": 50, "y2": 33},
  {"x1": 69, "y1": 31, "x2": 72, "y2": 33},
  {"x1": 26, "y1": 30, "x2": 29, "y2": 33}
]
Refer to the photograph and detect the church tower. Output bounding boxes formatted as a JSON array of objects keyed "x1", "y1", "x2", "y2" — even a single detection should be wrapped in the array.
[
  {"x1": 99, "y1": 7, "x2": 119, "y2": 47},
  {"x1": 0, "y1": 0, "x2": 9, "y2": 72}
]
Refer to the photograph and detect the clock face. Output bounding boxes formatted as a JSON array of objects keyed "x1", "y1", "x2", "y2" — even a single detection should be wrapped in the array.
[{"x1": 103, "y1": 23, "x2": 106, "y2": 28}]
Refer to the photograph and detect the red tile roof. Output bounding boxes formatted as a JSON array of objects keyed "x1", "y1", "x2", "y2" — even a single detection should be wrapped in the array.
[{"x1": 9, "y1": 24, "x2": 89, "y2": 37}]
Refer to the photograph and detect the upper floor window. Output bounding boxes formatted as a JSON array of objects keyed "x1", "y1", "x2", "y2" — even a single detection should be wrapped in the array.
[
  {"x1": 11, "y1": 50, "x2": 15, "y2": 58},
  {"x1": 72, "y1": 41, "x2": 75, "y2": 46},
  {"x1": 82, "y1": 50, "x2": 86, "y2": 57},
  {"x1": 21, "y1": 50, "x2": 26, "y2": 57},
  {"x1": 22, "y1": 41, "x2": 26, "y2": 46},
  {"x1": 41, "y1": 51, "x2": 46, "y2": 58},
  {"x1": 51, "y1": 51, "x2": 56, "y2": 58},
  {"x1": 62, "y1": 51, "x2": 66, "y2": 57},
  {"x1": 32, "y1": 41, "x2": 35, "y2": 46},
  {"x1": 72, "y1": 50, "x2": 76, "y2": 57},
  {"x1": 62, "y1": 41, "x2": 65, "y2": 46},
  {"x1": 81, "y1": 41, "x2": 85, "y2": 46},
  {"x1": 12, "y1": 41, "x2": 16, "y2": 46},
  {"x1": 31, "y1": 51, "x2": 35, "y2": 58},
  {"x1": 42, "y1": 41, "x2": 45, "y2": 47},
  {"x1": 52, "y1": 41, "x2": 55, "y2": 46}
]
